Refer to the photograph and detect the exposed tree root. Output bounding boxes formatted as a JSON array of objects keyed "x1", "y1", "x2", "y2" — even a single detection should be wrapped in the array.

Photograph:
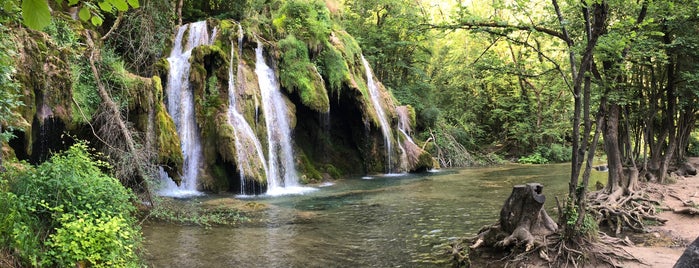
[
  {"x1": 451, "y1": 231, "x2": 641, "y2": 268},
  {"x1": 587, "y1": 184, "x2": 667, "y2": 235},
  {"x1": 546, "y1": 233, "x2": 638, "y2": 268},
  {"x1": 667, "y1": 191, "x2": 699, "y2": 215}
]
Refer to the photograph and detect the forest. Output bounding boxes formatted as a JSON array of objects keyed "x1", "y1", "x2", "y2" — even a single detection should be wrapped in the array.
[{"x1": 1, "y1": 0, "x2": 699, "y2": 267}]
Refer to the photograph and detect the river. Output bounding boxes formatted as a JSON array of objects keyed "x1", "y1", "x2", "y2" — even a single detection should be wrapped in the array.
[{"x1": 143, "y1": 163, "x2": 605, "y2": 267}]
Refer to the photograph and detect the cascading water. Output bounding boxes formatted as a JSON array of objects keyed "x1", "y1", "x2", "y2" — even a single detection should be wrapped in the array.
[
  {"x1": 159, "y1": 21, "x2": 216, "y2": 197},
  {"x1": 255, "y1": 41, "x2": 315, "y2": 195},
  {"x1": 396, "y1": 106, "x2": 416, "y2": 172},
  {"x1": 228, "y1": 30, "x2": 269, "y2": 195},
  {"x1": 361, "y1": 55, "x2": 394, "y2": 173}
]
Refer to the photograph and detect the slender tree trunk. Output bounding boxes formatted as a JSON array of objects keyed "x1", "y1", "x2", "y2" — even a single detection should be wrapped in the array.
[
  {"x1": 604, "y1": 103, "x2": 625, "y2": 198},
  {"x1": 177, "y1": 0, "x2": 184, "y2": 26},
  {"x1": 0, "y1": 125, "x2": 4, "y2": 173},
  {"x1": 659, "y1": 30, "x2": 677, "y2": 183}
]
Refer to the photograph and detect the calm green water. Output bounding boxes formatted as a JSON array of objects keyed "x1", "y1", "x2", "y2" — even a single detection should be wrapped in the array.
[{"x1": 142, "y1": 164, "x2": 605, "y2": 267}]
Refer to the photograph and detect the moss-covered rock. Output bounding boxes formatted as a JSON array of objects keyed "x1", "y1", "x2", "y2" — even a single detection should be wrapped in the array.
[
  {"x1": 11, "y1": 25, "x2": 75, "y2": 161},
  {"x1": 297, "y1": 151, "x2": 322, "y2": 184},
  {"x1": 278, "y1": 35, "x2": 329, "y2": 113}
]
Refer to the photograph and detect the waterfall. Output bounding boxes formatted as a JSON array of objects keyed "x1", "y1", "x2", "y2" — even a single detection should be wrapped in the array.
[
  {"x1": 228, "y1": 32, "x2": 269, "y2": 195},
  {"x1": 396, "y1": 109, "x2": 413, "y2": 172},
  {"x1": 159, "y1": 21, "x2": 216, "y2": 197},
  {"x1": 361, "y1": 55, "x2": 394, "y2": 173},
  {"x1": 255, "y1": 41, "x2": 315, "y2": 196}
]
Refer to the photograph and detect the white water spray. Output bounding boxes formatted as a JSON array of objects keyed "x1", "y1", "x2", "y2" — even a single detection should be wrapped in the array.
[
  {"x1": 361, "y1": 55, "x2": 394, "y2": 173},
  {"x1": 160, "y1": 21, "x2": 216, "y2": 197},
  {"x1": 255, "y1": 41, "x2": 315, "y2": 196},
  {"x1": 227, "y1": 29, "x2": 269, "y2": 195}
]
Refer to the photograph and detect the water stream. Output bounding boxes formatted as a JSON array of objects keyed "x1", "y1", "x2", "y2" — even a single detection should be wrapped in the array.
[
  {"x1": 255, "y1": 42, "x2": 315, "y2": 196},
  {"x1": 227, "y1": 33, "x2": 268, "y2": 195},
  {"x1": 144, "y1": 164, "x2": 606, "y2": 267},
  {"x1": 160, "y1": 21, "x2": 216, "y2": 197},
  {"x1": 361, "y1": 55, "x2": 394, "y2": 173}
]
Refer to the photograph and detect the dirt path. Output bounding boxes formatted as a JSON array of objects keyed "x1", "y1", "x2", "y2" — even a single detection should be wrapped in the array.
[{"x1": 621, "y1": 158, "x2": 699, "y2": 267}]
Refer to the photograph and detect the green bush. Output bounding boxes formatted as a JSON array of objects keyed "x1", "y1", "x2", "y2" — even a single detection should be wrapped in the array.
[
  {"x1": 519, "y1": 144, "x2": 572, "y2": 164},
  {"x1": 518, "y1": 152, "x2": 549, "y2": 164},
  {"x1": 272, "y1": 0, "x2": 331, "y2": 47},
  {"x1": 688, "y1": 132, "x2": 699, "y2": 157},
  {"x1": 0, "y1": 142, "x2": 142, "y2": 267},
  {"x1": 537, "y1": 144, "x2": 572, "y2": 163}
]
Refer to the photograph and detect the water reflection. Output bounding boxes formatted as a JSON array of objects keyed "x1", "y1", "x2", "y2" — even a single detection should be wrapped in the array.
[{"x1": 143, "y1": 164, "x2": 606, "y2": 267}]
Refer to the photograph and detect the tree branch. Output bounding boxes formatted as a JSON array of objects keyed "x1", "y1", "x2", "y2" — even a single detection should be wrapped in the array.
[{"x1": 436, "y1": 21, "x2": 567, "y2": 42}]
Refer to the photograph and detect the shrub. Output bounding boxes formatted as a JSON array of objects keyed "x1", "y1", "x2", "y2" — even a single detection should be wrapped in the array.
[
  {"x1": 519, "y1": 144, "x2": 572, "y2": 164},
  {"x1": 518, "y1": 152, "x2": 549, "y2": 164},
  {"x1": 272, "y1": 0, "x2": 332, "y2": 48},
  {"x1": 0, "y1": 142, "x2": 142, "y2": 267},
  {"x1": 688, "y1": 132, "x2": 699, "y2": 157},
  {"x1": 537, "y1": 144, "x2": 572, "y2": 163}
]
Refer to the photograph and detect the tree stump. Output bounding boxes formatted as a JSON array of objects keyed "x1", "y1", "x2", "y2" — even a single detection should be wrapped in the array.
[{"x1": 472, "y1": 183, "x2": 558, "y2": 251}]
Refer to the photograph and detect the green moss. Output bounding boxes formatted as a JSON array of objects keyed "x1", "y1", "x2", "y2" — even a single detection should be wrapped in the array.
[
  {"x1": 278, "y1": 35, "x2": 329, "y2": 112},
  {"x1": 155, "y1": 103, "x2": 183, "y2": 177},
  {"x1": 321, "y1": 164, "x2": 342, "y2": 179},
  {"x1": 70, "y1": 56, "x2": 99, "y2": 124},
  {"x1": 209, "y1": 164, "x2": 230, "y2": 193},
  {"x1": 214, "y1": 115, "x2": 237, "y2": 163},
  {"x1": 317, "y1": 41, "x2": 350, "y2": 93},
  {"x1": 298, "y1": 152, "x2": 322, "y2": 183},
  {"x1": 272, "y1": 0, "x2": 332, "y2": 48}
]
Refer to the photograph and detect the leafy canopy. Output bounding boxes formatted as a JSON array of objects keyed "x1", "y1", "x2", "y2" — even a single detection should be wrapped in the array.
[{"x1": 22, "y1": 0, "x2": 140, "y2": 30}]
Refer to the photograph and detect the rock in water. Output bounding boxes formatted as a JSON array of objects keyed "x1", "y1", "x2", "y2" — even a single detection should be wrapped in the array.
[{"x1": 674, "y1": 236, "x2": 699, "y2": 268}]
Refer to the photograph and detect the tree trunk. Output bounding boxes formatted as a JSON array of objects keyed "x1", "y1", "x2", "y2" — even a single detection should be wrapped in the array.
[
  {"x1": 471, "y1": 183, "x2": 558, "y2": 251},
  {"x1": 177, "y1": 0, "x2": 184, "y2": 26},
  {"x1": 674, "y1": 236, "x2": 699, "y2": 268},
  {"x1": 0, "y1": 124, "x2": 4, "y2": 173},
  {"x1": 604, "y1": 103, "x2": 625, "y2": 199}
]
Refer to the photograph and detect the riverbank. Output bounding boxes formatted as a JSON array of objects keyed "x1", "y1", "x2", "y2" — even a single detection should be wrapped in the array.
[{"x1": 622, "y1": 160, "x2": 699, "y2": 267}]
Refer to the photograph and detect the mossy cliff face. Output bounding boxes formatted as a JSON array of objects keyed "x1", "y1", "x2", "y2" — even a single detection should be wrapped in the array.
[
  {"x1": 10, "y1": 26, "x2": 74, "y2": 163},
  {"x1": 6, "y1": 19, "x2": 185, "y2": 183}
]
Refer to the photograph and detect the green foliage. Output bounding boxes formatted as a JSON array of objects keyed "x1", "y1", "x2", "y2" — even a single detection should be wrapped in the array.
[
  {"x1": 107, "y1": 0, "x2": 174, "y2": 76},
  {"x1": 518, "y1": 152, "x2": 549, "y2": 164},
  {"x1": 418, "y1": 107, "x2": 440, "y2": 129},
  {"x1": 22, "y1": 0, "x2": 139, "y2": 30},
  {"x1": 45, "y1": 213, "x2": 138, "y2": 267},
  {"x1": 538, "y1": 144, "x2": 572, "y2": 163},
  {"x1": 688, "y1": 132, "x2": 699, "y2": 157},
  {"x1": 272, "y1": 0, "x2": 332, "y2": 48},
  {"x1": 44, "y1": 18, "x2": 80, "y2": 49},
  {"x1": 278, "y1": 35, "x2": 329, "y2": 112},
  {"x1": 562, "y1": 198, "x2": 598, "y2": 240},
  {"x1": 71, "y1": 56, "x2": 100, "y2": 123},
  {"x1": 22, "y1": 0, "x2": 51, "y2": 30},
  {"x1": 519, "y1": 144, "x2": 571, "y2": 164},
  {"x1": 0, "y1": 142, "x2": 142, "y2": 267},
  {"x1": 317, "y1": 42, "x2": 350, "y2": 93},
  {"x1": 147, "y1": 196, "x2": 248, "y2": 226},
  {"x1": 182, "y1": 0, "x2": 251, "y2": 21},
  {"x1": 341, "y1": 0, "x2": 433, "y2": 111},
  {"x1": 0, "y1": 23, "x2": 22, "y2": 139}
]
